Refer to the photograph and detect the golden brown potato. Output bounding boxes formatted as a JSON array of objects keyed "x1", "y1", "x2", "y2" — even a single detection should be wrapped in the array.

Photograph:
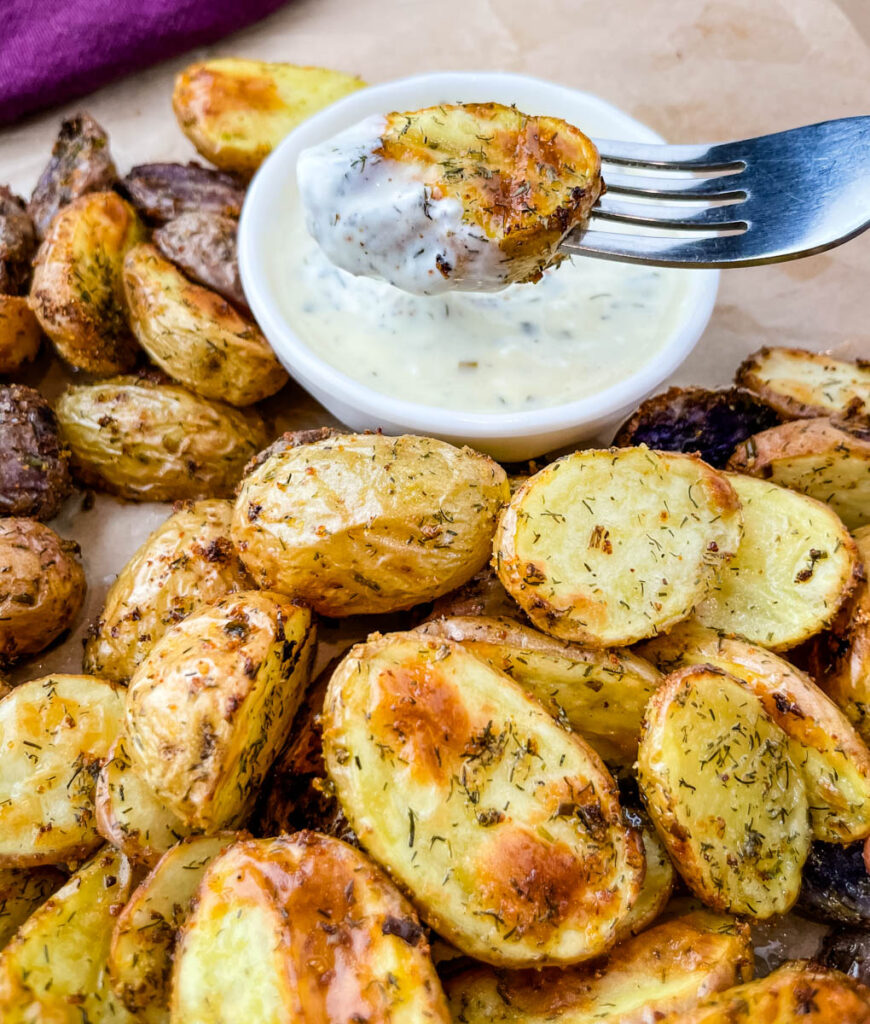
[
  {"x1": 0, "y1": 848, "x2": 148, "y2": 1024},
  {"x1": 232, "y1": 432, "x2": 510, "y2": 617},
  {"x1": 638, "y1": 664, "x2": 810, "y2": 919},
  {"x1": 95, "y1": 736, "x2": 193, "y2": 866},
  {"x1": 171, "y1": 833, "x2": 450, "y2": 1023},
  {"x1": 694, "y1": 473, "x2": 859, "y2": 650},
  {"x1": 323, "y1": 632, "x2": 645, "y2": 966},
  {"x1": 0, "y1": 295, "x2": 41, "y2": 374},
  {"x1": 414, "y1": 615, "x2": 662, "y2": 766},
  {"x1": 108, "y1": 833, "x2": 240, "y2": 1012},
  {"x1": 0, "y1": 674, "x2": 125, "y2": 867},
  {"x1": 639, "y1": 620, "x2": 870, "y2": 843},
  {"x1": 736, "y1": 346, "x2": 870, "y2": 422},
  {"x1": 728, "y1": 418, "x2": 870, "y2": 530},
  {"x1": 657, "y1": 960, "x2": 870, "y2": 1024},
  {"x1": 83, "y1": 499, "x2": 252, "y2": 682},
  {"x1": 29, "y1": 191, "x2": 145, "y2": 373},
  {"x1": 126, "y1": 591, "x2": 314, "y2": 830},
  {"x1": 172, "y1": 58, "x2": 365, "y2": 174},
  {"x1": 0, "y1": 866, "x2": 65, "y2": 948},
  {"x1": 56, "y1": 375, "x2": 267, "y2": 501},
  {"x1": 445, "y1": 910, "x2": 752, "y2": 1024},
  {"x1": 615, "y1": 811, "x2": 675, "y2": 940},
  {"x1": 0, "y1": 518, "x2": 85, "y2": 665},
  {"x1": 122, "y1": 243, "x2": 286, "y2": 406},
  {"x1": 494, "y1": 448, "x2": 743, "y2": 647}
]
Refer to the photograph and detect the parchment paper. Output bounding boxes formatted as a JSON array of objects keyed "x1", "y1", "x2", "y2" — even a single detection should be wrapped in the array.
[{"x1": 1, "y1": 0, "x2": 867, "y2": 970}]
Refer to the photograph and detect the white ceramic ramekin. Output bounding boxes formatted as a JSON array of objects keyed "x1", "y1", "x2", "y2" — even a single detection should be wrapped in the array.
[{"x1": 239, "y1": 71, "x2": 719, "y2": 461}]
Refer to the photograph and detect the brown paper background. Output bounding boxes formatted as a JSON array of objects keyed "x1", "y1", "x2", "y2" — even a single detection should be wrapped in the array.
[{"x1": 0, "y1": 0, "x2": 867, "y2": 962}]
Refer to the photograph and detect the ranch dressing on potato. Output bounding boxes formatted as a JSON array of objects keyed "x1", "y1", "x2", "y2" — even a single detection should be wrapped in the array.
[{"x1": 276, "y1": 201, "x2": 694, "y2": 413}]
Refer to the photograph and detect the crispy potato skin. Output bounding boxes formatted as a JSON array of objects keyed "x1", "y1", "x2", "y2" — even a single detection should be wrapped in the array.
[
  {"x1": 232, "y1": 433, "x2": 510, "y2": 616},
  {"x1": 728, "y1": 418, "x2": 870, "y2": 530},
  {"x1": 0, "y1": 384, "x2": 71, "y2": 520},
  {"x1": 122, "y1": 243, "x2": 286, "y2": 405},
  {"x1": 84, "y1": 499, "x2": 252, "y2": 682},
  {"x1": 494, "y1": 448, "x2": 743, "y2": 647},
  {"x1": 171, "y1": 833, "x2": 451, "y2": 1024},
  {"x1": 30, "y1": 190, "x2": 145, "y2": 373},
  {"x1": 0, "y1": 866, "x2": 65, "y2": 948},
  {"x1": 638, "y1": 665, "x2": 810, "y2": 918},
  {"x1": 694, "y1": 473, "x2": 859, "y2": 650},
  {"x1": 615, "y1": 806, "x2": 675, "y2": 940},
  {"x1": 657, "y1": 961, "x2": 870, "y2": 1024},
  {"x1": 445, "y1": 910, "x2": 752, "y2": 1024},
  {"x1": 0, "y1": 674, "x2": 125, "y2": 867},
  {"x1": 153, "y1": 211, "x2": 246, "y2": 308},
  {"x1": 56, "y1": 375, "x2": 267, "y2": 501},
  {"x1": 122, "y1": 162, "x2": 245, "y2": 222},
  {"x1": 323, "y1": 632, "x2": 645, "y2": 966},
  {"x1": 0, "y1": 185, "x2": 36, "y2": 294},
  {"x1": 640, "y1": 620, "x2": 870, "y2": 843},
  {"x1": 736, "y1": 346, "x2": 870, "y2": 423},
  {"x1": 173, "y1": 58, "x2": 365, "y2": 173},
  {"x1": 125, "y1": 591, "x2": 314, "y2": 830},
  {"x1": 0, "y1": 295, "x2": 41, "y2": 374},
  {"x1": 0, "y1": 518, "x2": 85, "y2": 664},
  {"x1": 414, "y1": 615, "x2": 663, "y2": 767}
]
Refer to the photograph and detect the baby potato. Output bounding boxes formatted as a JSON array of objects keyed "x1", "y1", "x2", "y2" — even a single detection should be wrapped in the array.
[
  {"x1": 0, "y1": 518, "x2": 85, "y2": 665},
  {"x1": 323, "y1": 632, "x2": 645, "y2": 966},
  {"x1": 30, "y1": 191, "x2": 145, "y2": 373},
  {"x1": 638, "y1": 664, "x2": 810, "y2": 919},
  {"x1": 232, "y1": 432, "x2": 510, "y2": 616},
  {"x1": 694, "y1": 473, "x2": 859, "y2": 650},
  {"x1": 0, "y1": 674, "x2": 125, "y2": 867},
  {"x1": 84, "y1": 499, "x2": 252, "y2": 682},
  {"x1": 615, "y1": 805, "x2": 676, "y2": 940},
  {"x1": 0, "y1": 296, "x2": 41, "y2": 374},
  {"x1": 56, "y1": 375, "x2": 267, "y2": 501},
  {"x1": 0, "y1": 185, "x2": 37, "y2": 294},
  {"x1": 122, "y1": 162, "x2": 246, "y2": 222},
  {"x1": 122, "y1": 243, "x2": 286, "y2": 406},
  {"x1": 494, "y1": 448, "x2": 743, "y2": 647},
  {"x1": 173, "y1": 58, "x2": 365, "y2": 173},
  {"x1": 0, "y1": 384, "x2": 71, "y2": 520},
  {"x1": 171, "y1": 833, "x2": 450, "y2": 1024},
  {"x1": 126, "y1": 591, "x2": 314, "y2": 830},
  {"x1": 154, "y1": 211, "x2": 246, "y2": 308},
  {"x1": 0, "y1": 866, "x2": 65, "y2": 948}
]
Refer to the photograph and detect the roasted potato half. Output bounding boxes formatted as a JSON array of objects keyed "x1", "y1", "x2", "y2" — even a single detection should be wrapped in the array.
[
  {"x1": 126, "y1": 591, "x2": 314, "y2": 830},
  {"x1": 0, "y1": 295, "x2": 41, "y2": 374},
  {"x1": 29, "y1": 191, "x2": 145, "y2": 373},
  {"x1": 153, "y1": 211, "x2": 246, "y2": 308},
  {"x1": 0, "y1": 384, "x2": 71, "y2": 520},
  {"x1": 444, "y1": 909, "x2": 752, "y2": 1024},
  {"x1": 0, "y1": 518, "x2": 85, "y2": 665},
  {"x1": 414, "y1": 615, "x2": 663, "y2": 766},
  {"x1": 95, "y1": 736, "x2": 193, "y2": 866},
  {"x1": 108, "y1": 833, "x2": 240, "y2": 1012},
  {"x1": 638, "y1": 664, "x2": 810, "y2": 918},
  {"x1": 121, "y1": 162, "x2": 245, "y2": 222},
  {"x1": 56, "y1": 375, "x2": 267, "y2": 501},
  {"x1": 0, "y1": 848, "x2": 145, "y2": 1024},
  {"x1": 736, "y1": 346, "x2": 870, "y2": 423},
  {"x1": 0, "y1": 866, "x2": 65, "y2": 948},
  {"x1": 84, "y1": 499, "x2": 251, "y2": 682},
  {"x1": 728, "y1": 418, "x2": 870, "y2": 530},
  {"x1": 172, "y1": 833, "x2": 450, "y2": 1024},
  {"x1": 658, "y1": 960, "x2": 870, "y2": 1024},
  {"x1": 694, "y1": 473, "x2": 859, "y2": 650},
  {"x1": 323, "y1": 632, "x2": 645, "y2": 966},
  {"x1": 122, "y1": 244, "x2": 286, "y2": 405},
  {"x1": 494, "y1": 448, "x2": 743, "y2": 647},
  {"x1": 616, "y1": 807, "x2": 676, "y2": 940},
  {"x1": 640, "y1": 620, "x2": 870, "y2": 843},
  {"x1": 173, "y1": 58, "x2": 365, "y2": 173},
  {"x1": 233, "y1": 432, "x2": 510, "y2": 617},
  {"x1": 0, "y1": 674, "x2": 125, "y2": 867}
]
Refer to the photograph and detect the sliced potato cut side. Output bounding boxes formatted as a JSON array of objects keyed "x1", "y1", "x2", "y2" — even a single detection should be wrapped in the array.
[
  {"x1": 444, "y1": 909, "x2": 752, "y2": 1024},
  {"x1": 323, "y1": 632, "x2": 645, "y2": 966},
  {"x1": 0, "y1": 674, "x2": 125, "y2": 866},
  {"x1": 640, "y1": 620, "x2": 870, "y2": 843},
  {"x1": 0, "y1": 866, "x2": 65, "y2": 947},
  {"x1": 414, "y1": 615, "x2": 662, "y2": 766},
  {"x1": 638, "y1": 665, "x2": 810, "y2": 918},
  {"x1": 171, "y1": 833, "x2": 450, "y2": 1024},
  {"x1": 494, "y1": 448, "x2": 743, "y2": 647},
  {"x1": 109, "y1": 833, "x2": 239, "y2": 1011},
  {"x1": 694, "y1": 473, "x2": 859, "y2": 650}
]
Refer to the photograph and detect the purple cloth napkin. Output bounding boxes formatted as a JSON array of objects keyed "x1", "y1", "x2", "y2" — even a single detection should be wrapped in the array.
[{"x1": 0, "y1": 0, "x2": 290, "y2": 125}]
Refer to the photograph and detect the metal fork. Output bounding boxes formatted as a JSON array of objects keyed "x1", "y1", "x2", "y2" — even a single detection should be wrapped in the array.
[{"x1": 562, "y1": 116, "x2": 870, "y2": 267}]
